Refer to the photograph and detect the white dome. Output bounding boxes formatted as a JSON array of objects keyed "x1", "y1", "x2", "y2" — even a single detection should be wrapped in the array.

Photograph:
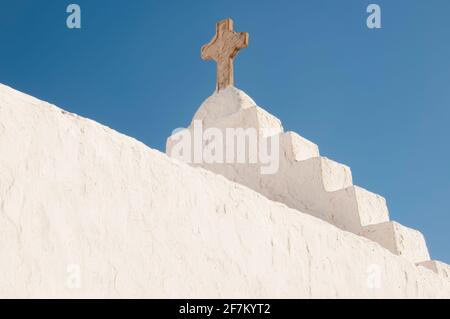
[{"x1": 191, "y1": 86, "x2": 256, "y2": 126}]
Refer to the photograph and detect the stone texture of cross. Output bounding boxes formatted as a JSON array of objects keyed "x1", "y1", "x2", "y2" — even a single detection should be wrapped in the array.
[{"x1": 201, "y1": 18, "x2": 249, "y2": 91}]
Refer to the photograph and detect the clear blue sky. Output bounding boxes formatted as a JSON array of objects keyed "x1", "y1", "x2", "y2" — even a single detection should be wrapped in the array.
[{"x1": 1, "y1": 0, "x2": 449, "y2": 263}]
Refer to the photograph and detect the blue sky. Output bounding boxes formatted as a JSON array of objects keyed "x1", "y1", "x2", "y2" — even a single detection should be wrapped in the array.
[{"x1": 1, "y1": 0, "x2": 449, "y2": 263}]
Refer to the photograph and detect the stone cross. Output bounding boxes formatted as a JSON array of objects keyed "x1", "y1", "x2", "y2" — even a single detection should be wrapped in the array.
[{"x1": 201, "y1": 18, "x2": 249, "y2": 91}]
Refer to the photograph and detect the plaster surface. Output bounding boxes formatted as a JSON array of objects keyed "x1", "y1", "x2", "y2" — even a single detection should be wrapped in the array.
[{"x1": 1, "y1": 84, "x2": 449, "y2": 298}]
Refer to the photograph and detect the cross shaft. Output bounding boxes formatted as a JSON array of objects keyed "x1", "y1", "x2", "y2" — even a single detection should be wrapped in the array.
[{"x1": 201, "y1": 19, "x2": 249, "y2": 91}]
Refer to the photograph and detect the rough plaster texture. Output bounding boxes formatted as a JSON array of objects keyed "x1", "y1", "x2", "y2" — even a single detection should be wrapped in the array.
[
  {"x1": 360, "y1": 222, "x2": 430, "y2": 264},
  {"x1": 192, "y1": 87, "x2": 256, "y2": 126},
  {"x1": 361, "y1": 221, "x2": 430, "y2": 264},
  {"x1": 418, "y1": 261, "x2": 450, "y2": 280},
  {"x1": 1, "y1": 83, "x2": 449, "y2": 298},
  {"x1": 167, "y1": 87, "x2": 445, "y2": 275},
  {"x1": 167, "y1": 87, "x2": 390, "y2": 234}
]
